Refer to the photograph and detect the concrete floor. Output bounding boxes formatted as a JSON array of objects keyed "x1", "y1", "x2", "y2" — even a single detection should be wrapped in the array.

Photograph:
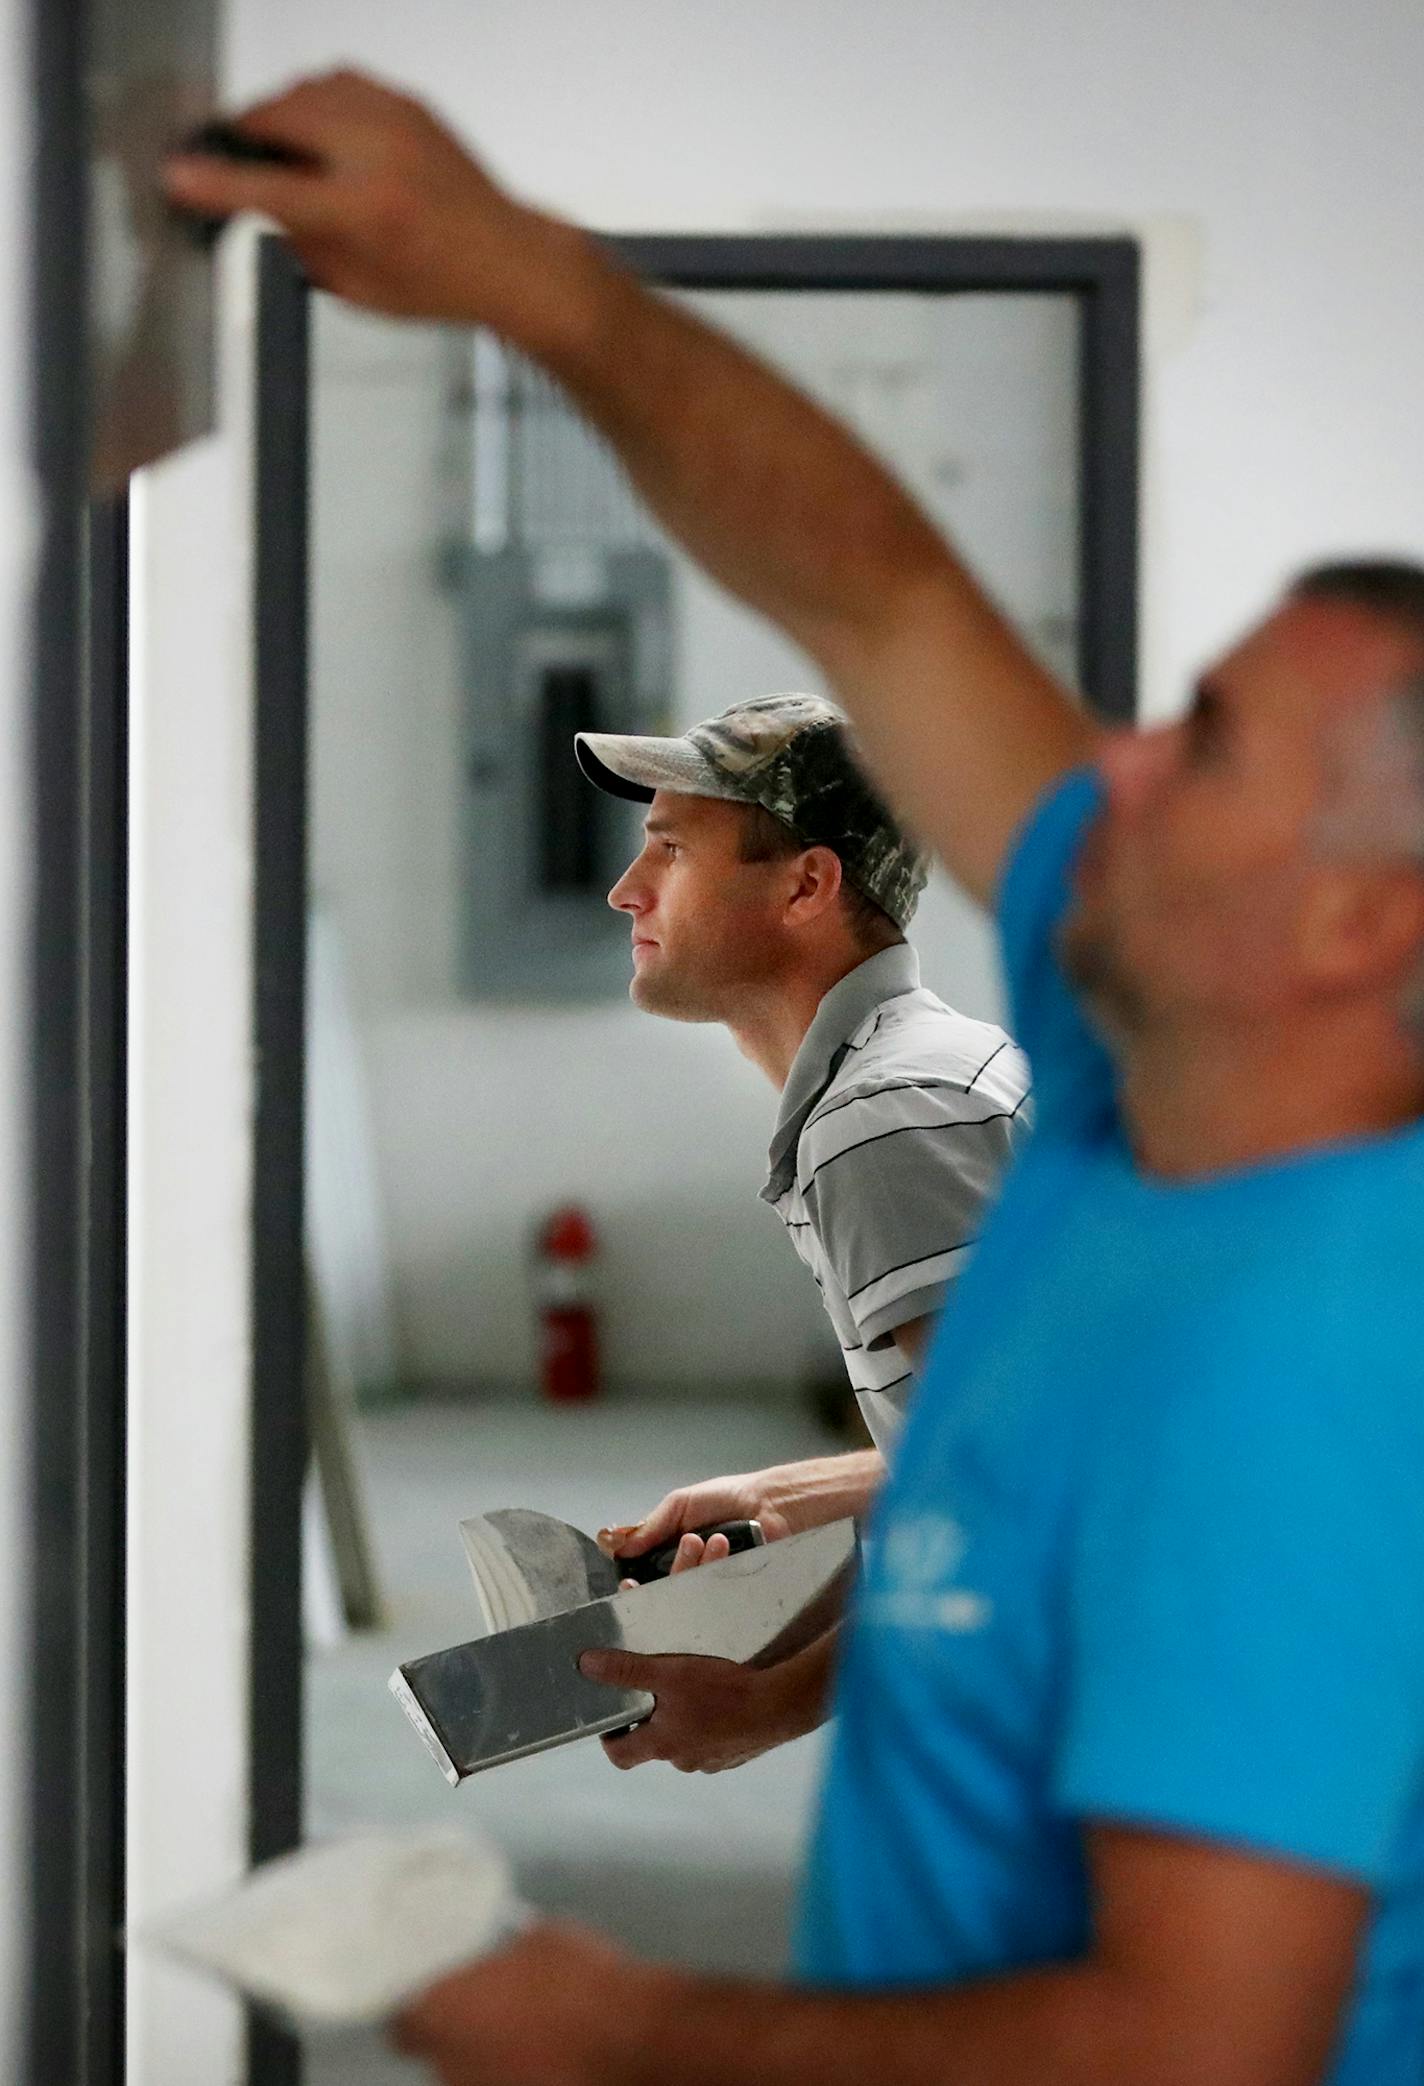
[{"x1": 303, "y1": 1394, "x2": 840, "y2": 2085}]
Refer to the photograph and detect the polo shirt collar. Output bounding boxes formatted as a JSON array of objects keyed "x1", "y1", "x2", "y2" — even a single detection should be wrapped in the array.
[{"x1": 761, "y1": 943, "x2": 922, "y2": 1201}]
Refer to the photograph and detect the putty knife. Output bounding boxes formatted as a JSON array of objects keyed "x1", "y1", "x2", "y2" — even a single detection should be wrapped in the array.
[
  {"x1": 390, "y1": 1516, "x2": 856, "y2": 1784},
  {"x1": 459, "y1": 1506, "x2": 765, "y2": 1632}
]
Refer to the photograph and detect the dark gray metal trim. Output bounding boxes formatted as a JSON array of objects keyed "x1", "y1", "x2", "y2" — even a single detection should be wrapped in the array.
[
  {"x1": 1074, "y1": 240, "x2": 1140, "y2": 724},
  {"x1": 610, "y1": 232, "x2": 1141, "y2": 722},
  {"x1": 26, "y1": 0, "x2": 132, "y2": 2082},
  {"x1": 612, "y1": 231, "x2": 1134, "y2": 299},
  {"x1": 247, "y1": 237, "x2": 311, "y2": 2086},
  {"x1": 76, "y1": 493, "x2": 131, "y2": 2086}
]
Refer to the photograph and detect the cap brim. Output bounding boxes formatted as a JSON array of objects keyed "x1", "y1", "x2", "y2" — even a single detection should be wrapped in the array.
[{"x1": 574, "y1": 732, "x2": 743, "y2": 804}]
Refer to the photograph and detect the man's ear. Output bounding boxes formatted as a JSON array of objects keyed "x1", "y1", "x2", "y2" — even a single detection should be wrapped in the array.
[
  {"x1": 1300, "y1": 864, "x2": 1424, "y2": 1000},
  {"x1": 784, "y1": 845, "x2": 844, "y2": 928}
]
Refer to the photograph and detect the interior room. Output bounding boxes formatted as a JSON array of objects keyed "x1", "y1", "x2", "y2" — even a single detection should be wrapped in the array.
[
  {"x1": 296, "y1": 273, "x2": 1089, "y2": 2086},
  {"x1": 4, "y1": 5, "x2": 1424, "y2": 2086}
]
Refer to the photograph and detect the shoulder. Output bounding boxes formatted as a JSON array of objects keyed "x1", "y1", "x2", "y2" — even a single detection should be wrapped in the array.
[
  {"x1": 1090, "y1": 1219, "x2": 1424, "y2": 1513},
  {"x1": 834, "y1": 991, "x2": 1030, "y2": 1106},
  {"x1": 806, "y1": 1009, "x2": 1026, "y2": 1151},
  {"x1": 796, "y1": 1010, "x2": 1030, "y2": 1196}
]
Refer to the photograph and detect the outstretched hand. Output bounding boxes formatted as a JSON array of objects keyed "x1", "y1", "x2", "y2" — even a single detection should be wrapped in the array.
[{"x1": 164, "y1": 69, "x2": 591, "y2": 339}]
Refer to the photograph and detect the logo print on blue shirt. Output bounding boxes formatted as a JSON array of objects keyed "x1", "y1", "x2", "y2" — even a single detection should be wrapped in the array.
[{"x1": 865, "y1": 1512, "x2": 993, "y2": 1634}]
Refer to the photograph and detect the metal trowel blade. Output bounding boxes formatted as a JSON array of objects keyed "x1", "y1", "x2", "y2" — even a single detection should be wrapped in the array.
[
  {"x1": 393, "y1": 1517, "x2": 858, "y2": 1782},
  {"x1": 460, "y1": 1508, "x2": 620, "y2": 1633}
]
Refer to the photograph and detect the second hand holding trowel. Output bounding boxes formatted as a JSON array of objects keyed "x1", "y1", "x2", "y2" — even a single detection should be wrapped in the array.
[{"x1": 390, "y1": 1506, "x2": 857, "y2": 1784}]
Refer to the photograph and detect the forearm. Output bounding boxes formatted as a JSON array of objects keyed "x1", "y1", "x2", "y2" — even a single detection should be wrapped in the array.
[
  {"x1": 489, "y1": 221, "x2": 945, "y2": 656},
  {"x1": 760, "y1": 1450, "x2": 884, "y2": 1534},
  {"x1": 761, "y1": 1626, "x2": 840, "y2": 1735},
  {"x1": 620, "y1": 1963, "x2": 1242, "y2": 2086}
]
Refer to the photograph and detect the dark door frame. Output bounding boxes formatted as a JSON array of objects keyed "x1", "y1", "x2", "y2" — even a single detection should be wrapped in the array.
[
  {"x1": 247, "y1": 238, "x2": 312, "y2": 2086},
  {"x1": 247, "y1": 229, "x2": 1139, "y2": 2086},
  {"x1": 27, "y1": 0, "x2": 131, "y2": 2080},
  {"x1": 616, "y1": 234, "x2": 1139, "y2": 721}
]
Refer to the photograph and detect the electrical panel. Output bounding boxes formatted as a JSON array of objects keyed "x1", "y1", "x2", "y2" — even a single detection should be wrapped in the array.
[
  {"x1": 460, "y1": 544, "x2": 671, "y2": 999},
  {"x1": 453, "y1": 334, "x2": 673, "y2": 999}
]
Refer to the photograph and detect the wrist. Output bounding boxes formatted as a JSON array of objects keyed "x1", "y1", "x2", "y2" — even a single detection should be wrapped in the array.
[
  {"x1": 758, "y1": 1451, "x2": 883, "y2": 1535},
  {"x1": 762, "y1": 1652, "x2": 823, "y2": 1743},
  {"x1": 464, "y1": 204, "x2": 621, "y2": 370},
  {"x1": 754, "y1": 1462, "x2": 808, "y2": 1535}
]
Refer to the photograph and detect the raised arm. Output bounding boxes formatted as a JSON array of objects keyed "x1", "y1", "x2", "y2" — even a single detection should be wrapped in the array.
[{"x1": 167, "y1": 72, "x2": 1097, "y2": 901}]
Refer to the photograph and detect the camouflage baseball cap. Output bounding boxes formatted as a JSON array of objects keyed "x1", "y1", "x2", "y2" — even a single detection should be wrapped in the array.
[{"x1": 575, "y1": 693, "x2": 929, "y2": 930}]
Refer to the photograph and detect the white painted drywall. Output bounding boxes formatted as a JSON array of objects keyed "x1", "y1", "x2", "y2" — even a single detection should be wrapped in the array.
[
  {"x1": 0, "y1": 0, "x2": 34, "y2": 2064},
  {"x1": 125, "y1": 228, "x2": 260, "y2": 2086},
  {"x1": 226, "y1": 0, "x2": 1424, "y2": 1391}
]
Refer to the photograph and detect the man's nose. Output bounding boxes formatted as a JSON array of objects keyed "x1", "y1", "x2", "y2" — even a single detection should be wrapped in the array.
[
  {"x1": 608, "y1": 861, "x2": 644, "y2": 914},
  {"x1": 1097, "y1": 723, "x2": 1178, "y2": 816}
]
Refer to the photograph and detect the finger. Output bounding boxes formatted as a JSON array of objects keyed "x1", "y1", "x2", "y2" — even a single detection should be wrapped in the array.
[
  {"x1": 668, "y1": 1533, "x2": 706, "y2": 1575},
  {"x1": 596, "y1": 1522, "x2": 641, "y2": 1558},
  {"x1": 598, "y1": 1497, "x2": 683, "y2": 1557},
  {"x1": 277, "y1": 234, "x2": 350, "y2": 297},
  {"x1": 162, "y1": 156, "x2": 346, "y2": 235},
  {"x1": 702, "y1": 1533, "x2": 731, "y2": 1564},
  {"x1": 391, "y1": 1998, "x2": 434, "y2": 2054},
  {"x1": 579, "y1": 1646, "x2": 666, "y2": 1690},
  {"x1": 600, "y1": 1722, "x2": 659, "y2": 1769},
  {"x1": 219, "y1": 69, "x2": 415, "y2": 162},
  {"x1": 392, "y1": 1951, "x2": 492, "y2": 2055},
  {"x1": 619, "y1": 1577, "x2": 638, "y2": 1592}
]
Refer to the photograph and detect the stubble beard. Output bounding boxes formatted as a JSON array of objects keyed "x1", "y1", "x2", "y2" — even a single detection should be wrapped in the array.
[
  {"x1": 628, "y1": 959, "x2": 723, "y2": 1025},
  {"x1": 1057, "y1": 910, "x2": 1147, "y2": 1048}
]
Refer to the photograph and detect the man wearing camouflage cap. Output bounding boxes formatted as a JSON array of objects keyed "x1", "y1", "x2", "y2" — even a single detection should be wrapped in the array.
[{"x1": 573, "y1": 692, "x2": 1031, "y2": 1773}]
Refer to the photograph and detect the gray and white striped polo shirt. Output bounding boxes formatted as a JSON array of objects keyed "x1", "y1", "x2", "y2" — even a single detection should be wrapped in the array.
[{"x1": 760, "y1": 944, "x2": 1031, "y2": 1454}]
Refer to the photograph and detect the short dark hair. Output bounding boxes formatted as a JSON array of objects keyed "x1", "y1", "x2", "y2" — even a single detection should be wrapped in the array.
[
  {"x1": 1294, "y1": 556, "x2": 1424, "y2": 838},
  {"x1": 1292, "y1": 558, "x2": 1424, "y2": 652},
  {"x1": 1293, "y1": 562, "x2": 1424, "y2": 1043},
  {"x1": 738, "y1": 802, "x2": 904, "y2": 953}
]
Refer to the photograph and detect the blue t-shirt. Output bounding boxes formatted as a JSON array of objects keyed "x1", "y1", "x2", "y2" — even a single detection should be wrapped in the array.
[{"x1": 795, "y1": 772, "x2": 1424, "y2": 2083}]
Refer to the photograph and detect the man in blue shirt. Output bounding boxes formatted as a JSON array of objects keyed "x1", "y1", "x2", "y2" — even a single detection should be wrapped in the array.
[{"x1": 176, "y1": 75, "x2": 1424, "y2": 2086}]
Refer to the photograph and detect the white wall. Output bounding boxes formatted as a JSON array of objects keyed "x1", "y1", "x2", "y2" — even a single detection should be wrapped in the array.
[
  {"x1": 125, "y1": 229, "x2": 260, "y2": 2086},
  {"x1": 231, "y1": 0, "x2": 1424, "y2": 708},
  {"x1": 0, "y1": 0, "x2": 34, "y2": 2062},
  {"x1": 231, "y1": 0, "x2": 1424, "y2": 1390}
]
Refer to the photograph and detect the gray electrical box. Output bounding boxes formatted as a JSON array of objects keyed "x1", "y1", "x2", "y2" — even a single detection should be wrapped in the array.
[{"x1": 456, "y1": 337, "x2": 674, "y2": 1000}]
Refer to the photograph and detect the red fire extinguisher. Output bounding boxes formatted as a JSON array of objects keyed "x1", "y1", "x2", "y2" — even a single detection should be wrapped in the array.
[{"x1": 533, "y1": 1205, "x2": 601, "y2": 1403}]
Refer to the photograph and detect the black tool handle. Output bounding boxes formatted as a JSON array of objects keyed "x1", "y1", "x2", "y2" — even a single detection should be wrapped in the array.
[
  {"x1": 174, "y1": 120, "x2": 315, "y2": 246},
  {"x1": 185, "y1": 118, "x2": 313, "y2": 166},
  {"x1": 620, "y1": 1519, "x2": 764, "y2": 1585}
]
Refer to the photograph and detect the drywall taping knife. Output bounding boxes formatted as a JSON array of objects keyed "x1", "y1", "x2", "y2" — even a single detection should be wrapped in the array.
[
  {"x1": 456, "y1": 1507, "x2": 767, "y2": 1633},
  {"x1": 390, "y1": 1514, "x2": 857, "y2": 1784}
]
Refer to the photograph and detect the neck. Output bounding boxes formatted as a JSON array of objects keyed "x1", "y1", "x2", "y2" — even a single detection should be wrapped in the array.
[
  {"x1": 1120, "y1": 999, "x2": 1424, "y2": 1179},
  {"x1": 728, "y1": 946, "x2": 873, "y2": 1089}
]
